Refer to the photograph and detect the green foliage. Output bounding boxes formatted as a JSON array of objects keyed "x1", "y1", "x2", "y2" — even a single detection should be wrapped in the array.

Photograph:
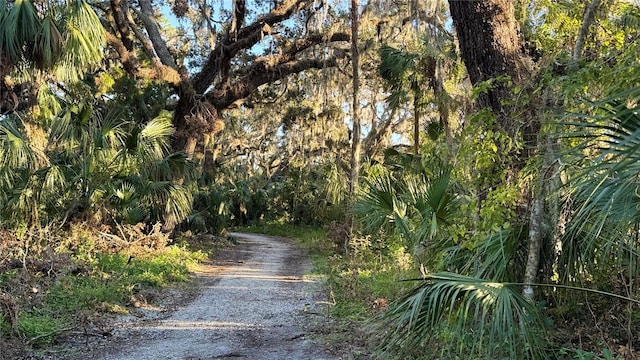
[
  {"x1": 17, "y1": 312, "x2": 66, "y2": 347},
  {"x1": 0, "y1": 103, "x2": 194, "y2": 228},
  {"x1": 561, "y1": 87, "x2": 640, "y2": 283},
  {"x1": 377, "y1": 273, "x2": 550, "y2": 360},
  {"x1": 558, "y1": 348, "x2": 621, "y2": 360},
  {"x1": 326, "y1": 257, "x2": 418, "y2": 321},
  {"x1": 355, "y1": 153, "x2": 459, "y2": 251},
  {"x1": 4, "y1": 240, "x2": 205, "y2": 346},
  {"x1": 0, "y1": 0, "x2": 104, "y2": 78},
  {"x1": 201, "y1": 159, "x2": 349, "y2": 231}
]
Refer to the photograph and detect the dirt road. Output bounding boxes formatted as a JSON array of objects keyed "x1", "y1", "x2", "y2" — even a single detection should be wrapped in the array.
[{"x1": 79, "y1": 232, "x2": 337, "y2": 360}]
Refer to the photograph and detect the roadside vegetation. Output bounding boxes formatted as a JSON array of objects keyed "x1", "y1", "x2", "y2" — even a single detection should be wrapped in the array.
[{"x1": 0, "y1": 224, "x2": 208, "y2": 358}]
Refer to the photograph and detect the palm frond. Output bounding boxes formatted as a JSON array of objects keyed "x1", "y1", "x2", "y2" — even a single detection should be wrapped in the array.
[
  {"x1": 141, "y1": 181, "x2": 193, "y2": 229},
  {"x1": 406, "y1": 169, "x2": 457, "y2": 242},
  {"x1": 111, "y1": 181, "x2": 137, "y2": 207},
  {"x1": 354, "y1": 172, "x2": 408, "y2": 235},
  {"x1": 563, "y1": 87, "x2": 640, "y2": 281},
  {"x1": 474, "y1": 227, "x2": 528, "y2": 282},
  {"x1": 39, "y1": 165, "x2": 66, "y2": 197},
  {"x1": 32, "y1": 15, "x2": 63, "y2": 69},
  {"x1": 36, "y1": 84, "x2": 63, "y2": 123},
  {"x1": 137, "y1": 111, "x2": 174, "y2": 160},
  {"x1": 0, "y1": 117, "x2": 42, "y2": 170},
  {"x1": 95, "y1": 108, "x2": 128, "y2": 150},
  {"x1": 378, "y1": 272, "x2": 548, "y2": 360},
  {"x1": 1, "y1": 0, "x2": 40, "y2": 64},
  {"x1": 48, "y1": 110, "x2": 82, "y2": 151},
  {"x1": 142, "y1": 152, "x2": 196, "y2": 182},
  {"x1": 55, "y1": 0, "x2": 105, "y2": 81},
  {"x1": 122, "y1": 206, "x2": 146, "y2": 224},
  {"x1": 378, "y1": 45, "x2": 417, "y2": 85}
]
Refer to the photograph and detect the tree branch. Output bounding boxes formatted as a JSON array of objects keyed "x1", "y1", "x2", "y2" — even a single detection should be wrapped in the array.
[
  {"x1": 573, "y1": 0, "x2": 601, "y2": 63},
  {"x1": 207, "y1": 32, "x2": 349, "y2": 110},
  {"x1": 136, "y1": 0, "x2": 181, "y2": 72},
  {"x1": 230, "y1": 0, "x2": 246, "y2": 39},
  {"x1": 105, "y1": 32, "x2": 137, "y2": 75},
  {"x1": 110, "y1": 0, "x2": 134, "y2": 50},
  {"x1": 192, "y1": 0, "x2": 312, "y2": 93},
  {"x1": 210, "y1": 56, "x2": 344, "y2": 110},
  {"x1": 126, "y1": 6, "x2": 182, "y2": 85}
]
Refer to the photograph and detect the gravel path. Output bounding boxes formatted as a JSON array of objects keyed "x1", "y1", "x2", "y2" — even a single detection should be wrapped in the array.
[{"x1": 85, "y1": 232, "x2": 337, "y2": 360}]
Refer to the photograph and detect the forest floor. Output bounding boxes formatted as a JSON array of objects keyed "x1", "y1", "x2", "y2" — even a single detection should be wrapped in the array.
[{"x1": 33, "y1": 232, "x2": 344, "y2": 360}]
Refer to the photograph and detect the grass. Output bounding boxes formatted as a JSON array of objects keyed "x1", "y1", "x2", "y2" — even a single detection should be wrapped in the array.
[{"x1": 0, "y1": 239, "x2": 207, "y2": 347}]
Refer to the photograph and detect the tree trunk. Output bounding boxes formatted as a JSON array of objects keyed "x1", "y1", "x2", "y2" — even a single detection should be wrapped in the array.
[
  {"x1": 448, "y1": 0, "x2": 532, "y2": 125},
  {"x1": 523, "y1": 184, "x2": 543, "y2": 300},
  {"x1": 413, "y1": 86, "x2": 420, "y2": 155},
  {"x1": 348, "y1": 0, "x2": 361, "y2": 253},
  {"x1": 448, "y1": 0, "x2": 543, "y2": 299},
  {"x1": 349, "y1": 0, "x2": 361, "y2": 199},
  {"x1": 573, "y1": 0, "x2": 601, "y2": 63}
]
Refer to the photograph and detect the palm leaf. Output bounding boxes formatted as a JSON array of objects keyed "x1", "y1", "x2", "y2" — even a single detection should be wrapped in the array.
[
  {"x1": 95, "y1": 108, "x2": 128, "y2": 151},
  {"x1": 377, "y1": 272, "x2": 548, "y2": 360},
  {"x1": 0, "y1": 117, "x2": 42, "y2": 170},
  {"x1": 55, "y1": 0, "x2": 105, "y2": 81},
  {"x1": 379, "y1": 45, "x2": 417, "y2": 85},
  {"x1": 111, "y1": 181, "x2": 137, "y2": 207},
  {"x1": 32, "y1": 15, "x2": 63, "y2": 69},
  {"x1": 562, "y1": 87, "x2": 640, "y2": 281},
  {"x1": 474, "y1": 227, "x2": 528, "y2": 282},
  {"x1": 137, "y1": 111, "x2": 174, "y2": 160},
  {"x1": 142, "y1": 152, "x2": 196, "y2": 182},
  {"x1": 354, "y1": 172, "x2": 408, "y2": 235},
  {"x1": 36, "y1": 84, "x2": 63, "y2": 123},
  {"x1": 141, "y1": 181, "x2": 193, "y2": 229},
  {"x1": 405, "y1": 169, "x2": 457, "y2": 243},
  {"x1": 0, "y1": 0, "x2": 40, "y2": 64}
]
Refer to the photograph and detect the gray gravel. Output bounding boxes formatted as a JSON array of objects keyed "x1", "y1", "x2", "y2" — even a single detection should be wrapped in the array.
[{"x1": 87, "y1": 232, "x2": 338, "y2": 360}]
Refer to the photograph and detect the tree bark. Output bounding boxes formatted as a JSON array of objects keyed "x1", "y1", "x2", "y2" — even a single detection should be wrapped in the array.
[
  {"x1": 448, "y1": 0, "x2": 543, "y2": 299},
  {"x1": 109, "y1": 0, "x2": 137, "y2": 74},
  {"x1": 448, "y1": 0, "x2": 532, "y2": 123},
  {"x1": 573, "y1": 0, "x2": 601, "y2": 63},
  {"x1": 413, "y1": 84, "x2": 420, "y2": 155},
  {"x1": 349, "y1": 0, "x2": 361, "y2": 198},
  {"x1": 137, "y1": 0, "x2": 182, "y2": 72},
  {"x1": 523, "y1": 184, "x2": 543, "y2": 300},
  {"x1": 348, "y1": 0, "x2": 362, "y2": 252}
]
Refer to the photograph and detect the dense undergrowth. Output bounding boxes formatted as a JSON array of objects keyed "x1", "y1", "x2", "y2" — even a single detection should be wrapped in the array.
[{"x1": 0, "y1": 223, "x2": 208, "y2": 356}]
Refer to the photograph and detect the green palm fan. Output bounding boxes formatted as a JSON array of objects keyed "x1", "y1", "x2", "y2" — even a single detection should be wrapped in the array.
[
  {"x1": 32, "y1": 15, "x2": 64, "y2": 69},
  {"x1": 0, "y1": 0, "x2": 40, "y2": 64},
  {"x1": 562, "y1": 87, "x2": 640, "y2": 281},
  {"x1": 377, "y1": 272, "x2": 548, "y2": 360},
  {"x1": 55, "y1": 0, "x2": 105, "y2": 81}
]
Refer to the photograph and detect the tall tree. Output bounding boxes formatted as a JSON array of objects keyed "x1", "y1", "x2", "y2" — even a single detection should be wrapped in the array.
[
  {"x1": 448, "y1": 0, "x2": 534, "y2": 124},
  {"x1": 447, "y1": 0, "x2": 540, "y2": 296},
  {"x1": 106, "y1": 0, "x2": 351, "y2": 156},
  {"x1": 349, "y1": 0, "x2": 361, "y2": 198}
]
